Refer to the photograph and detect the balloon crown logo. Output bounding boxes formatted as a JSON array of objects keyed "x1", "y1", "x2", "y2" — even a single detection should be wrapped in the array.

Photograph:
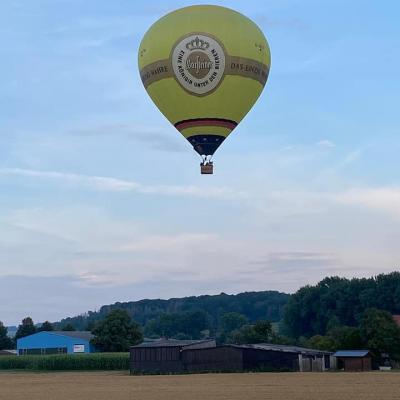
[{"x1": 186, "y1": 37, "x2": 210, "y2": 51}]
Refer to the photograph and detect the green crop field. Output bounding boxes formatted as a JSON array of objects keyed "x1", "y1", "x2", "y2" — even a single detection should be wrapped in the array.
[{"x1": 0, "y1": 353, "x2": 129, "y2": 371}]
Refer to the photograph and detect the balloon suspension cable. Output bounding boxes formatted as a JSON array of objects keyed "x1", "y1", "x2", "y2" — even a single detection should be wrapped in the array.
[
  {"x1": 200, "y1": 155, "x2": 214, "y2": 174},
  {"x1": 200, "y1": 155, "x2": 213, "y2": 165}
]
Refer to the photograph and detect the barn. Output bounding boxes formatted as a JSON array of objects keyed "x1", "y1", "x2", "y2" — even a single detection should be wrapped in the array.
[
  {"x1": 130, "y1": 338, "x2": 216, "y2": 373},
  {"x1": 183, "y1": 344, "x2": 332, "y2": 373},
  {"x1": 130, "y1": 341, "x2": 332, "y2": 374},
  {"x1": 17, "y1": 331, "x2": 96, "y2": 355},
  {"x1": 333, "y1": 350, "x2": 372, "y2": 371}
]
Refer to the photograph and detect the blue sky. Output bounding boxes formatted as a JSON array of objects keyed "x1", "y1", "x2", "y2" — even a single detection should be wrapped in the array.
[{"x1": 1, "y1": 0, "x2": 399, "y2": 326}]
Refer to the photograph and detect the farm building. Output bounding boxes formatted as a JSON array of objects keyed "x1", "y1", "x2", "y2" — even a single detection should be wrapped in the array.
[
  {"x1": 183, "y1": 344, "x2": 332, "y2": 373},
  {"x1": 17, "y1": 331, "x2": 96, "y2": 355},
  {"x1": 130, "y1": 341, "x2": 332, "y2": 374},
  {"x1": 333, "y1": 350, "x2": 372, "y2": 371},
  {"x1": 130, "y1": 338, "x2": 216, "y2": 373}
]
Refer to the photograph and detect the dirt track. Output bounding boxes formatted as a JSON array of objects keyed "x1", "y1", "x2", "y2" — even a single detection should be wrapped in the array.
[{"x1": 1, "y1": 371, "x2": 400, "y2": 400}]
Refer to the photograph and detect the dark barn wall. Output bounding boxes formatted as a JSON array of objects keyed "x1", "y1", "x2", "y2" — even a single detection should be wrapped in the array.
[
  {"x1": 342, "y1": 357, "x2": 372, "y2": 371},
  {"x1": 130, "y1": 346, "x2": 184, "y2": 373},
  {"x1": 182, "y1": 346, "x2": 243, "y2": 372},
  {"x1": 243, "y1": 349, "x2": 299, "y2": 371},
  {"x1": 183, "y1": 347, "x2": 301, "y2": 372},
  {"x1": 131, "y1": 344, "x2": 328, "y2": 374}
]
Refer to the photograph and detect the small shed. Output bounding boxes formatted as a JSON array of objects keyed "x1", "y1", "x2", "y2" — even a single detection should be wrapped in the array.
[
  {"x1": 333, "y1": 350, "x2": 372, "y2": 371},
  {"x1": 17, "y1": 331, "x2": 96, "y2": 355},
  {"x1": 130, "y1": 338, "x2": 216, "y2": 373}
]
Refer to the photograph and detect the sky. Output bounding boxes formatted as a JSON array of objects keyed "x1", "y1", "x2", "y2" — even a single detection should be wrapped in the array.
[{"x1": 1, "y1": 0, "x2": 400, "y2": 326}]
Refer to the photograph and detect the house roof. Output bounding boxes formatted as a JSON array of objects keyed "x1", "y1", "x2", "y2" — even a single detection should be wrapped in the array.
[
  {"x1": 132, "y1": 339, "x2": 214, "y2": 348},
  {"x1": 230, "y1": 343, "x2": 332, "y2": 355},
  {"x1": 333, "y1": 350, "x2": 370, "y2": 358},
  {"x1": 393, "y1": 315, "x2": 400, "y2": 327},
  {"x1": 50, "y1": 331, "x2": 94, "y2": 341}
]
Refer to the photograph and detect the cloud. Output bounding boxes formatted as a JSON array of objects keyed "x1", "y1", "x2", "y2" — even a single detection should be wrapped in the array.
[
  {"x1": 248, "y1": 251, "x2": 339, "y2": 273},
  {"x1": 4, "y1": 166, "x2": 400, "y2": 230},
  {"x1": 120, "y1": 233, "x2": 218, "y2": 252},
  {"x1": 0, "y1": 167, "x2": 246, "y2": 200},
  {"x1": 335, "y1": 187, "x2": 400, "y2": 219},
  {"x1": 67, "y1": 123, "x2": 186, "y2": 153},
  {"x1": 317, "y1": 140, "x2": 336, "y2": 149}
]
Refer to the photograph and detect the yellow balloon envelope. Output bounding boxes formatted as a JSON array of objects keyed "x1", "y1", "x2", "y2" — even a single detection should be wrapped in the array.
[{"x1": 138, "y1": 5, "x2": 271, "y2": 174}]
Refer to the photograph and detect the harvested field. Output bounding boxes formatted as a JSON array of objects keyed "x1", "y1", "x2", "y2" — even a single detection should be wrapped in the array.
[{"x1": 0, "y1": 371, "x2": 399, "y2": 400}]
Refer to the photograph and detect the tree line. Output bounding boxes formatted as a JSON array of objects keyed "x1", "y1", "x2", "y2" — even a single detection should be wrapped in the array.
[
  {"x1": 0, "y1": 310, "x2": 281, "y2": 352},
  {"x1": 57, "y1": 290, "x2": 289, "y2": 331}
]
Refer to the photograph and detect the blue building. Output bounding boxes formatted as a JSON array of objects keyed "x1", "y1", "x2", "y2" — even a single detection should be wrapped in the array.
[{"x1": 17, "y1": 331, "x2": 96, "y2": 355}]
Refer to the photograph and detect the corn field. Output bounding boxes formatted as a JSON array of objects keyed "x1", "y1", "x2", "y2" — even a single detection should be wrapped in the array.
[{"x1": 0, "y1": 353, "x2": 129, "y2": 371}]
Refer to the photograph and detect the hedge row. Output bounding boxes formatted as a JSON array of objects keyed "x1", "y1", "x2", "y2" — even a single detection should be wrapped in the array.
[{"x1": 0, "y1": 353, "x2": 129, "y2": 371}]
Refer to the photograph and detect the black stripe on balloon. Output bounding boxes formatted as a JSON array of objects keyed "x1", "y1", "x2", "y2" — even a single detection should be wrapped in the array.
[{"x1": 174, "y1": 118, "x2": 238, "y2": 130}]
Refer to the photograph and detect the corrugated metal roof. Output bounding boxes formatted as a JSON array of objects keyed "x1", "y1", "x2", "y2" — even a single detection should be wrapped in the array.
[
  {"x1": 333, "y1": 350, "x2": 370, "y2": 357},
  {"x1": 51, "y1": 331, "x2": 94, "y2": 341},
  {"x1": 230, "y1": 343, "x2": 332, "y2": 355},
  {"x1": 132, "y1": 339, "x2": 214, "y2": 348}
]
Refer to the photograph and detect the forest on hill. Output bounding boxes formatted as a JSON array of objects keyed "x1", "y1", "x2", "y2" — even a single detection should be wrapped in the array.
[{"x1": 56, "y1": 290, "x2": 289, "y2": 338}]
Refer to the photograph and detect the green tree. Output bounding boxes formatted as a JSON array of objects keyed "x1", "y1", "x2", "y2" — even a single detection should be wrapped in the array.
[
  {"x1": 253, "y1": 320, "x2": 273, "y2": 339},
  {"x1": 39, "y1": 321, "x2": 54, "y2": 332},
  {"x1": 359, "y1": 308, "x2": 400, "y2": 360},
  {"x1": 144, "y1": 310, "x2": 210, "y2": 339},
  {"x1": 15, "y1": 317, "x2": 36, "y2": 340},
  {"x1": 283, "y1": 272, "x2": 400, "y2": 338},
  {"x1": 232, "y1": 320, "x2": 274, "y2": 344},
  {"x1": 180, "y1": 310, "x2": 209, "y2": 339},
  {"x1": 216, "y1": 313, "x2": 248, "y2": 344},
  {"x1": 329, "y1": 326, "x2": 363, "y2": 350},
  {"x1": 144, "y1": 313, "x2": 181, "y2": 338},
  {"x1": 85, "y1": 321, "x2": 96, "y2": 331},
  {"x1": 61, "y1": 323, "x2": 76, "y2": 331},
  {"x1": 306, "y1": 335, "x2": 336, "y2": 351},
  {"x1": 91, "y1": 309, "x2": 143, "y2": 352},
  {"x1": 221, "y1": 312, "x2": 248, "y2": 333},
  {"x1": 0, "y1": 321, "x2": 13, "y2": 350}
]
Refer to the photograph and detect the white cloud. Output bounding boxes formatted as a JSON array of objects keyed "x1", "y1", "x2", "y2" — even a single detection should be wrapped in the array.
[
  {"x1": 120, "y1": 233, "x2": 218, "y2": 252},
  {"x1": 335, "y1": 187, "x2": 400, "y2": 219},
  {"x1": 0, "y1": 167, "x2": 246, "y2": 200},
  {"x1": 67, "y1": 123, "x2": 186, "y2": 153},
  {"x1": 317, "y1": 139, "x2": 336, "y2": 149}
]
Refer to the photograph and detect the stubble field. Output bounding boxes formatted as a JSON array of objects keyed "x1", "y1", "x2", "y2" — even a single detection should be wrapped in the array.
[{"x1": 1, "y1": 371, "x2": 400, "y2": 400}]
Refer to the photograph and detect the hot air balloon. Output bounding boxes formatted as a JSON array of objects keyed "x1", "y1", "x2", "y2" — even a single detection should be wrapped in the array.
[{"x1": 138, "y1": 5, "x2": 271, "y2": 174}]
